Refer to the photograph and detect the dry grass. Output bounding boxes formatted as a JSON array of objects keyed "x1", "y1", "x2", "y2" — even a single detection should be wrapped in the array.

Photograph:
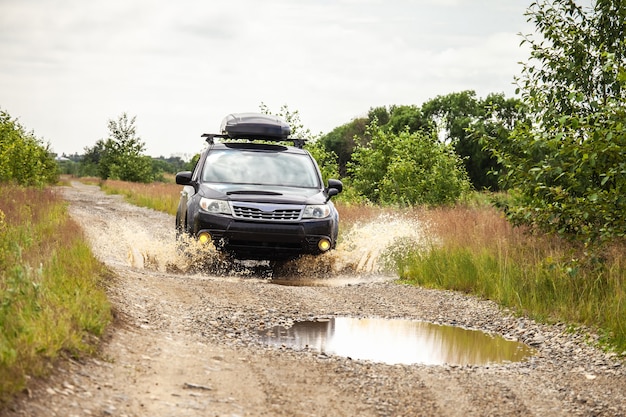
[
  {"x1": 335, "y1": 203, "x2": 402, "y2": 228},
  {"x1": 101, "y1": 179, "x2": 181, "y2": 215},
  {"x1": 422, "y1": 206, "x2": 518, "y2": 246}
]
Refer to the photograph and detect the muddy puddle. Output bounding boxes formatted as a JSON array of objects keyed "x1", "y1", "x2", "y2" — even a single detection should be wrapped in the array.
[{"x1": 258, "y1": 317, "x2": 534, "y2": 366}]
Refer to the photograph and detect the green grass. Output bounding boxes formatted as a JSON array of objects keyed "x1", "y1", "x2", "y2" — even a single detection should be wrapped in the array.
[
  {"x1": 0, "y1": 185, "x2": 111, "y2": 404},
  {"x1": 394, "y1": 205, "x2": 626, "y2": 353}
]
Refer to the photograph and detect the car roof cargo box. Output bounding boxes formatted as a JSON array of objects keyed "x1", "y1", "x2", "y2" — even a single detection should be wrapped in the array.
[{"x1": 220, "y1": 113, "x2": 291, "y2": 140}]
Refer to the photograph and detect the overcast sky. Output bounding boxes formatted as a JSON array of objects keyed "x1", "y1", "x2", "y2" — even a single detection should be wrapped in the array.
[{"x1": 0, "y1": 0, "x2": 534, "y2": 158}]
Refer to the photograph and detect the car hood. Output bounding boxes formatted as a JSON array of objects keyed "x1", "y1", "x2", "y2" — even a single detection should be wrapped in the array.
[{"x1": 199, "y1": 183, "x2": 327, "y2": 205}]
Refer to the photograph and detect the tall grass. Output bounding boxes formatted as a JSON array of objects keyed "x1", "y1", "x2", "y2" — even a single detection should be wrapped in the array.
[
  {"x1": 395, "y1": 205, "x2": 626, "y2": 352},
  {"x1": 101, "y1": 179, "x2": 181, "y2": 215},
  {"x1": 0, "y1": 185, "x2": 111, "y2": 403}
]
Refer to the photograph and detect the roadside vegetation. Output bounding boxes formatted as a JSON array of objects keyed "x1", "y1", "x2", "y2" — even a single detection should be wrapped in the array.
[
  {"x1": 0, "y1": 111, "x2": 111, "y2": 404},
  {"x1": 0, "y1": 187, "x2": 112, "y2": 402},
  {"x1": 101, "y1": 178, "x2": 181, "y2": 215},
  {"x1": 0, "y1": 110, "x2": 58, "y2": 186},
  {"x1": 394, "y1": 205, "x2": 626, "y2": 352}
]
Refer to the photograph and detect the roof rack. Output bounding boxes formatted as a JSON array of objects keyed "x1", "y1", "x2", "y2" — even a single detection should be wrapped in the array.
[{"x1": 201, "y1": 133, "x2": 306, "y2": 149}]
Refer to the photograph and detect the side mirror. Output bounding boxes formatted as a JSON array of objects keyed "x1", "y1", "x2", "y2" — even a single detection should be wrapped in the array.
[
  {"x1": 327, "y1": 179, "x2": 343, "y2": 194},
  {"x1": 325, "y1": 179, "x2": 343, "y2": 201},
  {"x1": 175, "y1": 171, "x2": 193, "y2": 185}
]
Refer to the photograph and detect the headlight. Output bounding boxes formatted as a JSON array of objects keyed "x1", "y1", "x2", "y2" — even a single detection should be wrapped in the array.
[
  {"x1": 199, "y1": 198, "x2": 231, "y2": 214},
  {"x1": 302, "y1": 204, "x2": 331, "y2": 219}
]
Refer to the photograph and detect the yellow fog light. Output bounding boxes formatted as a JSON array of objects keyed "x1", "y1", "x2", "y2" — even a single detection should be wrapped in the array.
[
  {"x1": 198, "y1": 232, "x2": 212, "y2": 244},
  {"x1": 318, "y1": 238, "x2": 331, "y2": 252}
]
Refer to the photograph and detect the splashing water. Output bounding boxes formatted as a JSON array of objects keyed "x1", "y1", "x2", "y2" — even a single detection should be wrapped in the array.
[
  {"x1": 274, "y1": 213, "x2": 434, "y2": 280},
  {"x1": 131, "y1": 213, "x2": 434, "y2": 280},
  {"x1": 335, "y1": 213, "x2": 431, "y2": 273}
]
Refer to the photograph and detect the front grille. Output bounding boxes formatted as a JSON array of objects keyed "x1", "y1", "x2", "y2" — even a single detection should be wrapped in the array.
[{"x1": 232, "y1": 203, "x2": 302, "y2": 221}]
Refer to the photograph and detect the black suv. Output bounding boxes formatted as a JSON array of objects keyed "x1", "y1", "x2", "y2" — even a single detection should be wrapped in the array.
[{"x1": 175, "y1": 113, "x2": 343, "y2": 261}]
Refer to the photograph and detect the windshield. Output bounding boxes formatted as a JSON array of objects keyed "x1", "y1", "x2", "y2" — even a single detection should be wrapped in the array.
[{"x1": 201, "y1": 149, "x2": 320, "y2": 188}]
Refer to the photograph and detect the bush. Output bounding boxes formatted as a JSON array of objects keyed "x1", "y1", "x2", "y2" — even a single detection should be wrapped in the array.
[
  {"x1": 0, "y1": 110, "x2": 58, "y2": 186},
  {"x1": 348, "y1": 123, "x2": 471, "y2": 205}
]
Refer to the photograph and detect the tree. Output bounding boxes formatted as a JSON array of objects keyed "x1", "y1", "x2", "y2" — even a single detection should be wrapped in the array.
[
  {"x1": 348, "y1": 122, "x2": 470, "y2": 206},
  {"x1": 385, "y1": 104, "x2": 430, "y2": 134},
  {"x1": 0, "y1": 109, "x2": 58, "y2": 186},
  {"x1": 318, "y1": 105, "x2": 429, "y2": 178},
  {"x1": 259, "y1": 103, "x2": 340, "y2": 181},
  {"x1": 91, "y1": 113, "x2": 154, "y2": 182},
  {"x1": 367, "y1": 106, "x2": 391, "y2": 126},
  {"x1": 486, "y1": 0, "x2": 626, "y2": 246},
  {"x1": 421, "y1": 91, "x2": 526, "y2": 190},
  {"x1": 318, "y1": 117, "x2": 368, "y2": 177},
  {"x1": 468, "y1": 93, "x2": 529, "y2": 190},
  {"x1": 81, "y1": 139, "x2": 107, "y2": 178}
]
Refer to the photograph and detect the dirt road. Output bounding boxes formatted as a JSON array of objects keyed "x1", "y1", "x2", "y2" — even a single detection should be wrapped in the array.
[{"x1": 3, "y1": 182, "x2": 625, "y2": 416}]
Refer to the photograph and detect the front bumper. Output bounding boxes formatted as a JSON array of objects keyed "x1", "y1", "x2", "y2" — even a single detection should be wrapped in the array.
[{"x1": 193, "y1": 212, "x2": 335, "y2": 260}]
